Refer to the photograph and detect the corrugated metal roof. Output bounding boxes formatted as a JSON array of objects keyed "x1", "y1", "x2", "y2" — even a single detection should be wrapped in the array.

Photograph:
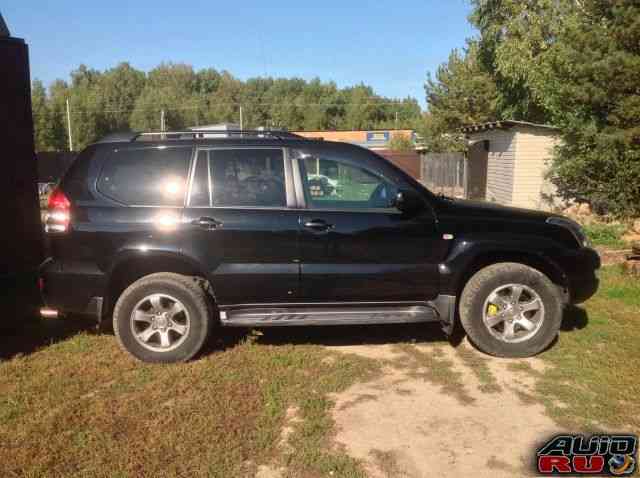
[
  {"x1": 0, "y1": 13, "x2": 10, "y2": 37},
  {"x1": 461, "y1": 120, "x2": 558, "y2": 134}
]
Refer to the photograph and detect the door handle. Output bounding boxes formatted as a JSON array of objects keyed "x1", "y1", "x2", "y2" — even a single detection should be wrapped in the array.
[
  {"x1": 303, "y1": 219, "x2": 333, "y2": 232},
  {"x1": 191, "y1": 216, "x2": 223, "y2": 229}
]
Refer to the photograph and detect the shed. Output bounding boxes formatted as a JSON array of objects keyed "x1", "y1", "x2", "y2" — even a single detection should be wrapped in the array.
[{"x1": 461, "y1": 121, "x2": 560, "y2": 210}]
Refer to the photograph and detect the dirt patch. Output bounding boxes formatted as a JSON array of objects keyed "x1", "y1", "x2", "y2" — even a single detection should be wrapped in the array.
[
  {"x1": 255, "y1": 465, "x2": 284, "y2": 478},
  {"x1": 278, "y1": 406, "x2": 302, "y2": 454},
  {"x1": 329, "y1": 340, "x2": 560, "y2": 478}
]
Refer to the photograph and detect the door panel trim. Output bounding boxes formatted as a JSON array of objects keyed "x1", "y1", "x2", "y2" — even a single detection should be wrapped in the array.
[
  {"x1": 291, "y1": 156, "x2": 307, "y2": 208},
  {"x1": 212, "y1": 263, "x2": 298, "y2": 275},
  {"x1": 283, "y1": 148, "x2": 296, "y2": 208}
]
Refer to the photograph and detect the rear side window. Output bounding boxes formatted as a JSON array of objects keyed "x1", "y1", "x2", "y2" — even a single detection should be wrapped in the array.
[
  {"x1": 59, "y1": 145, "x2": 96, "y2": 200},
  {"x1": 208, "y1": 149, "x2": 286, "y2": 208},
  {"x1": 97, "y1": 147, "x2": 191, "y2": 206}
]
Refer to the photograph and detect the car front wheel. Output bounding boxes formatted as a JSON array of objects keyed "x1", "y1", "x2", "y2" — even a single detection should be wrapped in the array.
[{"x1": 459, "y1": 262, "x2": 563, "y2": 358}]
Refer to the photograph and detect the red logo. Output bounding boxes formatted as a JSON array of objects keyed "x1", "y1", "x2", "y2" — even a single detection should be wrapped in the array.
[{"x1": 537, "y1": 435, "x2": 637, "y2": 476}]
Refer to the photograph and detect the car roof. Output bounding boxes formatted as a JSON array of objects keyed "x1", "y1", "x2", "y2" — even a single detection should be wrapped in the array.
[{"x1": 92, "y1": 130, "x2": 369, "y2": 154}]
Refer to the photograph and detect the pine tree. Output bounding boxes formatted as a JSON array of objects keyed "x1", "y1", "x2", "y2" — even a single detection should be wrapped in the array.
[{"x1": 421, "y1": 41, "x2": 499, "y2": 151}]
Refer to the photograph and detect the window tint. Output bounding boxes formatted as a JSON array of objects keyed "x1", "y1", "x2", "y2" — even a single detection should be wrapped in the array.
[
  {"x1": 303, "y1": 156, "x2": 398, "y2": 209},
  {"x1": 97, "y1": 147, "x2": 191, "y2": 206},
  {"x1": 189, "y1": 150, "x2": 210, "y2": 207},
  {"x1": 60, "y1": 145, "x2": 96, "y2": 200},
  {"x1": 209, "y1": 149, "x2": 286, "y2": 207}
]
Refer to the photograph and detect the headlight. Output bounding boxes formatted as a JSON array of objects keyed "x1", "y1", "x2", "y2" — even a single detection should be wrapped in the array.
[{"x1": 546, "y1": 216, "x2": 590, "y2": 247}]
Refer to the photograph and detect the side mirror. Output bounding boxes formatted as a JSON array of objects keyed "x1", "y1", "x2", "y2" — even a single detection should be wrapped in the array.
[{"x1": 394, "y1": 189, "x2": 424, "y2": 214}]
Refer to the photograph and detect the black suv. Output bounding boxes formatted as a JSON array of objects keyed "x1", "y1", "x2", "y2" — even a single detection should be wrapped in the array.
[{"x1": 40, "y1": 130, "x2": 600, "y2": 363}]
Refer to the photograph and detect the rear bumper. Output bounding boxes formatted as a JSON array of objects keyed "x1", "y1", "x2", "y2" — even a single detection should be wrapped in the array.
[
  {"x1": 39, "y1": 258, "x2": 105, "y2": 319},
  {"x1": 557, "y1": 247, "x2": 601, "y2": 304}
]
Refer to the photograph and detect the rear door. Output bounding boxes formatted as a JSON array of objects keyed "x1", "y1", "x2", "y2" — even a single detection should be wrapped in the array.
[
  {"x1": 181, "y1": 147, "x2": 300, "y2": 305},
  {"x1": 293, "y1": 145, "x2": 444, "y2": 303}
]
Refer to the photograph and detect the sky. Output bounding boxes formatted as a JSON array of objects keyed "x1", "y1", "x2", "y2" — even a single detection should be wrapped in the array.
[{"x1": 3, "y1": 1, "x2": 476, "y2": 108}]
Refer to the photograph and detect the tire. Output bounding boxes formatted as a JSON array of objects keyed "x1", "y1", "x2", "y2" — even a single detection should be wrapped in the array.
[
  {"x1": 459, "y1": 262, "x2": 562, "y2": 358},
  {"x1": 113, "y1": 273, "x2": 211, "y2": 363}
]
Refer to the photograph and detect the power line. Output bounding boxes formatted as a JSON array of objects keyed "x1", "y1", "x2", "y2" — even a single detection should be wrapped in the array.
[{"x1": 32, "y1": 100, "x2": 421, "y2": 118}]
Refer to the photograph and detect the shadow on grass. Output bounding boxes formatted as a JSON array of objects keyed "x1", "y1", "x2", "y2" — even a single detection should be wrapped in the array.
[
  {"x1": 0, "y1": 314, "x2": 96, "y2": 361},
  {"x1": 1, "y1": 306, "x2": 591, "y2": 361},
  {"x1": 237, "y1": 305, "x2": 590, "y2": 355},
  {"x1": 243, "y1": 322, "x2": 449, "y2": 348}
]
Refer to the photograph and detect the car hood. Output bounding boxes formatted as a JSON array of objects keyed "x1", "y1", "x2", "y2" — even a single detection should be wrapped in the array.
[{"x1": 436, "y1": 197, "x2": 552, "y2": 222}]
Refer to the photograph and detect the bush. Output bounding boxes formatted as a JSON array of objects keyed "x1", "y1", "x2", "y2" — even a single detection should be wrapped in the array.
[
  {"x1": 583, "y1": 223, "x2": 628, "y2": 249},
  {"x1": 551, "y1": 129, "x2": 640, "y2": 218},
  {"x1": 387, "y1": 134, "x2": 415, "y2": 152}
]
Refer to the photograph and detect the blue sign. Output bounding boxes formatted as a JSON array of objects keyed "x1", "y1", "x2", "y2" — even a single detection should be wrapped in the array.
[{"x1": 366, "y1": 131, "x2": 390, "y2": 142}]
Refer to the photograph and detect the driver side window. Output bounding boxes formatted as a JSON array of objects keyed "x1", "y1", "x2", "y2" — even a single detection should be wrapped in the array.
[{"x1": 302, "y1": 156, "x2": 398, "y2": 210}]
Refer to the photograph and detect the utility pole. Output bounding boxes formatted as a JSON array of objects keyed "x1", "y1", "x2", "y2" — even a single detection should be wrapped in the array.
[
  {"x1": 160, "y1": 109, "x2": 166, "y2": 132},
  {"x1": 239, "y1": 105, "x2": 244, "y2": 132},
  {"x1": 66, "y1": 98, "x2": 73, "y2": 151}
]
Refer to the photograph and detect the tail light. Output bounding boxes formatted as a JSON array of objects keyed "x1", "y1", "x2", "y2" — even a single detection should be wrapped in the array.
[{"x1": 45, "y1": 188, "x2": 71, "y2": 233}]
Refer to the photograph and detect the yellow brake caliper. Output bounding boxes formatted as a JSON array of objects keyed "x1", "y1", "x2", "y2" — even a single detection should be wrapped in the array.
[{"x1": 487, "y1": 303, "x2": 499, "y2": 317}]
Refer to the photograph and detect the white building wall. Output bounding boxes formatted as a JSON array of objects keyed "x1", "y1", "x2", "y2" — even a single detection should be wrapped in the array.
[{"x1": 512, "y1": 128, "x2": 560, "y2": 210}]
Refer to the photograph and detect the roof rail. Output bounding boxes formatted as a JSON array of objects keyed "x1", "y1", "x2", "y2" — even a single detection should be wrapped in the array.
[
  {"x1": 132, "y1": 129, "x2": 306, "y2": 141},
  {"x1": 94, "y1": 129, "x2": 320, "y2": 145}
]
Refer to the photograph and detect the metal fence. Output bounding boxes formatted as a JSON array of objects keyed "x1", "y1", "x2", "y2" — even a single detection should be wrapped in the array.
[{"x1": 420, "y1": 152, "x2": 465, "y2": 197}]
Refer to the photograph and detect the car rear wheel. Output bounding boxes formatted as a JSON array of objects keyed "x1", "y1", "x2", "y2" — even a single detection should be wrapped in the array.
[
  {"x1": 113, "y1": 273, "x2": 211, "y2": 363},
  {"x1": 459, "y1": 262, "x2": 562, "y2": 358}
]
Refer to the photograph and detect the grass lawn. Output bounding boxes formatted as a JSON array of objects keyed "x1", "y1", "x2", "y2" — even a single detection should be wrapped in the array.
[
  {"x1": 528, "y1": 265, "x2": 640, "y2": 430},
  {"x1": 583, "y1": 223, "x2": 629, "y2": 249},
  {"x1": 0, "y1": 328, "x2": 379, "y2": 478},
  {"x1": 0, "y1": 266, "x2": 638, "y2": 476}
]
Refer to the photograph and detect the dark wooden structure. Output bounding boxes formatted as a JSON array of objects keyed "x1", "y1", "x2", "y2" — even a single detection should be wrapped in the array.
[
  {"x1": 0, "y1": 22, "x2": 43, "y2": 323},
  {"x1": 466, "y1": 140, "x2": 489, "y2": 200},
  {"x1": 376, "y1": 150, "x2": 422, "y2": 180}
]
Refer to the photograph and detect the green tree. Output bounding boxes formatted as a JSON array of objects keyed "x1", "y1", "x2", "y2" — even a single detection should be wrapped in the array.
[
  {"x1": 387, "y1": 134, "x2": 415, "y2": 152},
  {"x1": 468, "y1": 0, "x2": 640, "y2": 216},
  {"x1": 47, "y1": 79, "x2": 71, "y2": 151},
  {"x1": 422, "y1": 42, "x2": 499, "y2": 151},
  {"x1": 34, "y1": 62, "x2": 423, "y2": 149},
  {"x1": 130, "y1": 63, "x2": 199, "y2": 130},
  {"x1": 202, "y1": 71, "x2": 243, "y2": 126},
  {"x1": 469, "y1": 0, "x2": 561, "y2": 122},
  {"x1": 67, "y1": 65, "x2": 109, "y2": 150},
  {"x1": 31, "y1": 80, "x2": 55, "y2": 151},
  {"x1": 100, "y1": 62, "x2": 146, "y2": 132},
  {"x1": 542, "y1": 1, "x2": 640, "y2": 215},
  {"x1": 342, "y1": 84, "x2": 380, "y2": 130}
]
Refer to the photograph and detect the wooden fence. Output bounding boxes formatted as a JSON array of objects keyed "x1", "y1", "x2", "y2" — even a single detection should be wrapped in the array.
[{"x1": 421, "y1": 152, "x2": 465, "y2": 197}]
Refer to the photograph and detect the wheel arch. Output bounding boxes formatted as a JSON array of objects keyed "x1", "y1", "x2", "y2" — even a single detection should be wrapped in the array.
[
  {"x1": 104, "y1": 251, "x2": 215, "y2": 321},
  {"x1": 453, "y1": 249, "x2": 568, "y2": 300}
]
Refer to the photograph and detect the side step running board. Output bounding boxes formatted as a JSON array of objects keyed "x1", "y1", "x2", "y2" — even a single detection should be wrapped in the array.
[{"x1": 219, "y1": 303, "x2": 441, "y2": 327}]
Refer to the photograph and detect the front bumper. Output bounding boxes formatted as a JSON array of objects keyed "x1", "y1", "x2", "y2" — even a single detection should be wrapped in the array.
[{"x1": 558, "y1": 247, "x2": 601, "y2": 304}]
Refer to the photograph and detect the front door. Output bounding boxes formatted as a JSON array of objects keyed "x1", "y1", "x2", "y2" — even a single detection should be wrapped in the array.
[
  {"x1": 294, "y1": 146, "x2": 443, "y2": 303},
  {"x1": 182, "y1": 147, "x2": 300, "y2": 305}
]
